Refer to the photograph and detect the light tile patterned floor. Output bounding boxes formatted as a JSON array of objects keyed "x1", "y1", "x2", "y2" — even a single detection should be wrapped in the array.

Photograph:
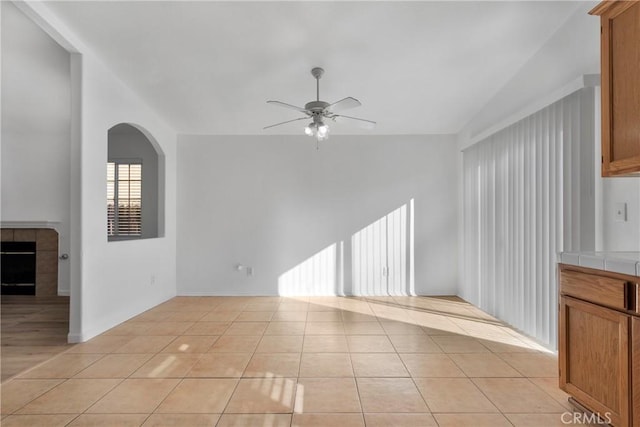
[{"x1": 1, "y1": 296, "x2": 596, "y2": 426}]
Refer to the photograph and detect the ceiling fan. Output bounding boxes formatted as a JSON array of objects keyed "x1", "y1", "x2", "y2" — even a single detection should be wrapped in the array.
[{"x1": 264, "y1": 67, "x2": 376, "y2": 145}]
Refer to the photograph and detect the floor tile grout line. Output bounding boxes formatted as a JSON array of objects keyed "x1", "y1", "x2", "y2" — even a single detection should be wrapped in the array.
[
  {"x1": 1, "y1": 377, "x2": 67, "y2": 416},
  {"x1": 9, "y1": 363, "x2": 127, "y2": 415},
  {"x1": 213, "y1": 376, "x2": 243, "y2": 425},
  {"x1": 526, "y1": 377, "x2": 574, "y2": 408},
  {"x1": 217, "y1": 324, "x2": 263, "y2": 419},
  {"x1": 468, "y1": 376, "x2": 539, "y2": 421},
  {"x1": 82, "y1": 331, "x2": 179, "y2": 417},
  {"x1": 72, "y1": 376, "x2": 126, "y2": 417}
]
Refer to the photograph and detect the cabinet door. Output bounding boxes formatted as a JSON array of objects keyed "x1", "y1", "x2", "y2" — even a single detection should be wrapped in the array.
[
  {"x1": 594, "y1": 0, "x2": 640, "y2": 176},
  {"x1": 559, "y1": 296, "x2": 630, "y2": 426},
  {"x1": 633, "y1": 316, "x2": 639, "y2": 426}
]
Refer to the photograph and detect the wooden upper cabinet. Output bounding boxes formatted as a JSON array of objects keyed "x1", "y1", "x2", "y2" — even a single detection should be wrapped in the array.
[{"x1": 590, "y1": 1, "x2": 640, "y2": 176}]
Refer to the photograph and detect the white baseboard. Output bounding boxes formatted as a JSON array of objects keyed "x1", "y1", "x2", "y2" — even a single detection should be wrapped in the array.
[
  {"x1": 67, "y1": 332, "x2": 84, "y2": 343},
  {"x1": 177, "y1": 291, "x2": 280, "y2": 297}
]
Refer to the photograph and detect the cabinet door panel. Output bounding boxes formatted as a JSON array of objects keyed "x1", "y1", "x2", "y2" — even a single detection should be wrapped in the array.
[
  {"x1": 610, "y1": 2, "x2": 640, "y2": 164},
  {"x1": 590, "y1": 0, "x2": 640, "y2": 176},
  {"x1": 633, "y1": 316, "x2": 639, "y2": 426},
  {"x1": 559, "y1": 296, "x2": 629, "y2": 426}
]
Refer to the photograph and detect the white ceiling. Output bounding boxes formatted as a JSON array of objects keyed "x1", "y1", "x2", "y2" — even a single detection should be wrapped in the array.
[{"x1": 45, "y1": 1, "x2": 582, "y2": 135}]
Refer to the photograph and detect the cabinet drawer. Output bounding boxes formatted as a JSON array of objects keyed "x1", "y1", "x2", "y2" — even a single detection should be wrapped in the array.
[{"x1": 560, "y1": 270, "x2": 628, "y2": 310}]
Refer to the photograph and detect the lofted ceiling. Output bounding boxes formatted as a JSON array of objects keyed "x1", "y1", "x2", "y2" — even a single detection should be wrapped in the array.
[{"x1": 45, "y1": 1, "x2": 583, "y2": 135}]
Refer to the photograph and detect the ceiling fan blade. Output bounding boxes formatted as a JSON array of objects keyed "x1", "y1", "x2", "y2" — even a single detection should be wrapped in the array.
[
  {"x1": 328, "y1": 97, "x2": 362, "y2": 113},
  {"x1": 333, "y1": 114, "x2": 376, "y2": 130},
  {"x1": 267, "y1": 100, "x2": 309, "y2": 113},
  {"x1": 263, "y1": 117, "x2": 309, "y2": 130}
]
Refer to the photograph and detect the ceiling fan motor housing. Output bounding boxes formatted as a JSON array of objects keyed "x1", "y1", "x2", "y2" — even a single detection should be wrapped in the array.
[{"x1": 304, "y1": 100, "x2": 330, "y2": 116}]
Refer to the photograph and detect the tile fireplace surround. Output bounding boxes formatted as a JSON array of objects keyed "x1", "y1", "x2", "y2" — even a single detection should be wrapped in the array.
[{"x1": 1, "y1": 228, "x2": 58, "y2": 296}]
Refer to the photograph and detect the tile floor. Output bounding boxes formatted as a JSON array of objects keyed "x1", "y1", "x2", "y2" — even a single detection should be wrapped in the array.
[{"x1": 0, "y1": 296, "x2": 593, "y2": 426}]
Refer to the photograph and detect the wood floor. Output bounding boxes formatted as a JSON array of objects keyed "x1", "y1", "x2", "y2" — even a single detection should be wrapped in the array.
[{"x1": 1, "y1": 296, "x2": 72, "y2": 382}]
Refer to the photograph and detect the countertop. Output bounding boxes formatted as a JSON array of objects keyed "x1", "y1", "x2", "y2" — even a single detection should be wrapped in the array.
[{"x1": 560, "y1": 251, "x2": 640, "y2": 276}]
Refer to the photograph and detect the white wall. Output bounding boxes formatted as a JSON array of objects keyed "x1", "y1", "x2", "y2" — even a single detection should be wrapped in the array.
[
  {"x1": 76, "y1": 53, "x2": 177, "y2": 341},
  {"x1": 600, "y1": 178, "x2": 640, "y2": 252},
  {"x1": 177, "y1": 135, "x2": 458, "y2": 296},
  {"x1": 1, "y1": 1, "x2": 71, "y2": 294}
]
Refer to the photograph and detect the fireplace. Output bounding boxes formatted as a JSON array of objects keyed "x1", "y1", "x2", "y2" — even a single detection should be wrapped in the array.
[
  {"x1": 1, "y1": 241, "x2": 37, "y2": 295},
  {"x1": 0, "y1": 228, "x2": 59, "y2": 296}
]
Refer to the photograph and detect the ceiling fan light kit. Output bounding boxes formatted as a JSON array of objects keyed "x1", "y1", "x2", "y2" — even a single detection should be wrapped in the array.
[{"x1": 265, "y1": 67, "x2": 376, "y2": 148}]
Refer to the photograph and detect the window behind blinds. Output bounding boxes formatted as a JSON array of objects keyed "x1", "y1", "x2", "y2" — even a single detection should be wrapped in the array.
[
  {"x1": 107, "y1": 161, "x2": 142, "y2": 237},
  {"x1": 461, "y1": 88, "x2": 595, "y2": 350}
]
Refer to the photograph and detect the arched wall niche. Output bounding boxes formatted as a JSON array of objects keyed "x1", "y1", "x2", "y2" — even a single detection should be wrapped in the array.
[{"x1": 107, "y1": 123, "x2": 165, "y2": 240}]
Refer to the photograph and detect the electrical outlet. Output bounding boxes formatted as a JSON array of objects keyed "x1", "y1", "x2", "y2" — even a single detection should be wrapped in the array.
[
  {"x1": 150, "y1": 275, "x2": 156, "y2": 286},
  {"x1": 246, "y1": 267, "x2": 253, "y2": 276},
  {"x1": 614, "y1": 202, "x2": 627, "y2": 222}
]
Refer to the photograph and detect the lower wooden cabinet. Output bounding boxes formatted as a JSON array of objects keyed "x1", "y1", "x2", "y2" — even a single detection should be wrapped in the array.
[
  {"x1": 633, "y1": 317, "x2": 640, "y2": 426},
  {"x1": 560, "y1": 295, "x2": 630, "y2": 426},
  {"x1": 559, "y1": 264, "x2": 640, "y2": 427}
]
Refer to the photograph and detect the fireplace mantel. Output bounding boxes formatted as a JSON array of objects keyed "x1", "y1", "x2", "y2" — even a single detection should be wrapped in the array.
[{"x1": 1, "y1": 221, "x2": 61, "y2": 230}]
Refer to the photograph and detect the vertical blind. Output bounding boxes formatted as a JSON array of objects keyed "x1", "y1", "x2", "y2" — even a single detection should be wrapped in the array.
[
  {"x1": 462, "y1": 88, "x2": 595, "y2": 349},
  {"x1": 352, "y1": 203, "x2": 408, "y2": 296}
]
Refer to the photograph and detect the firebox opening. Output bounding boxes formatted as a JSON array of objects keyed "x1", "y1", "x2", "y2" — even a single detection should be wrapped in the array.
[{"x1": 1, "y1": 241, "x2": 36, "y2": 295}]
